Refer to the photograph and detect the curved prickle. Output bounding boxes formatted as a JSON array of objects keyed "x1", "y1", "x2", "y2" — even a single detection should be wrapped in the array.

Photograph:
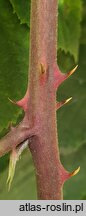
[
  {"x1": 67, "y1": 65, "x2": 78, "y2": 78},
  {"x1": 70, "y1": 166, "x2": 80, "y2": 177},
  {"x1": 8, "y1": 89, "x2": 29, "y2": 111},
  {"x1": 60, "y1": 165, "x2": 80, "y2": 185},
  {"x1": 56, "y1": 97, "x2": 72, "y2": 110},
  {"x1": 53, "y1": 65, "x2": 78, "y2": 89}
]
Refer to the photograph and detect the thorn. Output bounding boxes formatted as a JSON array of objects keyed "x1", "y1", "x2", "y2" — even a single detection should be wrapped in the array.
[
  {"x1": 60, "y1": 164, "x2": 80, "y2": 185},
  {"x1": 70, "y1": 166, "x2": 80, "y2": 177},
  {"x1": 8, "y1": 90, "x2": 29, "y2": 111},
  {"x1": 56, "y1": 97, "x2": 72, "y2": 110},
  {"x1": 8, "y1": 97, "x2": 16, "y2": 105},
  {"x1": 53, "y1": 65, "x2": 78, "y2": 89},
  {"x1": 66, "y1": 65, "x2": 78, "y2": 78}
]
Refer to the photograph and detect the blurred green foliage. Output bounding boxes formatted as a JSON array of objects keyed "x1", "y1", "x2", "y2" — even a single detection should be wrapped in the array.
[
  {"x1": 58, "y1": 0, "x2": 82, "y2": 62},
  {"x1": 0, "y1": 0, "x2": 85, "y2": 199}
]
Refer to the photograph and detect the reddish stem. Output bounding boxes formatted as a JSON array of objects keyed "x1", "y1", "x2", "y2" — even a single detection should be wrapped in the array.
[
  {"x1": 28, "y1": 0, "x2": 63, "y2": 200},
  {"x1": 0, "y1": 0, "x2": 79, "y2": 199}
]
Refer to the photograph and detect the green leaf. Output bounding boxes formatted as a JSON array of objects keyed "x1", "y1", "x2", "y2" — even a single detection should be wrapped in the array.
[
  {"x1": 58, "y1": 0, "x2": 82, "y2": 62},
  {"x1": 0, "y1": 0, "x2": 29, "y2": 132},
  {"x1": 9, "y1": 0, "x2": 31, "y2": 27}
]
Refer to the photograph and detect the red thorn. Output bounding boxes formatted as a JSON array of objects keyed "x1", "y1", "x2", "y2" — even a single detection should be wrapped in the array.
[
  {"x1": 69, "y1": 166, "x2": 80, "y2": 177},
  {"x1": 67, "y1": 65, "x2": 78, "y2": 78},
  {"x1": 56, "y1": 97, "x2": 72, "y2": 110},
  {"x1": 53, "y1": 65, "x2": 78, "y2": 89},
  {"x1": 8, "y1": 90, "x2": 29, "y2": 111},
  {"x1": 60, "y1": 165, "x2": 80, "y2": 185}
]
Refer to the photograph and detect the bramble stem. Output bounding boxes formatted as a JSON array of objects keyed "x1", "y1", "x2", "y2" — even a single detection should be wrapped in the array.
[{"x1": 28, "y1": 0, "x2": 63, "y2": 200}]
